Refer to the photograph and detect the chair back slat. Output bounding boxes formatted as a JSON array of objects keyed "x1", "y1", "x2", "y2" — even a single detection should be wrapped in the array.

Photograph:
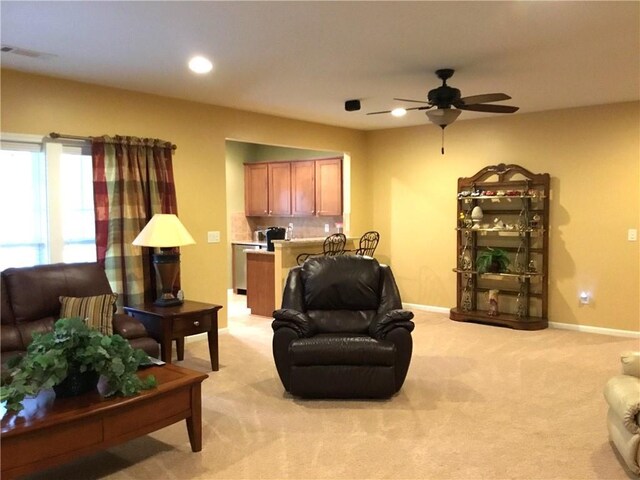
[
  {"x1": 355, "y1": 231, "x2": 380, "y2": 257},
  {"x1": 322, "y1": 233, "x2": 346, "y2": 256}
]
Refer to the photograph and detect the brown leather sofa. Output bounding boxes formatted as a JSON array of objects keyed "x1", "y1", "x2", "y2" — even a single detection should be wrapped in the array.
[{"x1": 1, "y1": 262, "x2": 159, "y2": 364}]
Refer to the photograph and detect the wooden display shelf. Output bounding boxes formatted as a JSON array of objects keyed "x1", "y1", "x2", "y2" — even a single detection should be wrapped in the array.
[
  {"x1": 452, "y1": 163, "x2": 550, "y2": 330},
  {"x1": 449, "y1": 308, "x2": 547, "y2": 330}
]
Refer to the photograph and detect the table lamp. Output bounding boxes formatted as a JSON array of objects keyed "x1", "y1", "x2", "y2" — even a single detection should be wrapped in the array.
[{"x1": 133, "y1": 214, "x2": 195, "y2": 306}]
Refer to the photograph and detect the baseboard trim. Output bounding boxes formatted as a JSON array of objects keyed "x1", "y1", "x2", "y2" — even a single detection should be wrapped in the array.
[
  {"x1": 403, "y1": 303, "x2": 640, "y2": 338},
  {"x1": 548, "y1": 322, "x2": 640, "y2": 338},
  {"x1": 403, "y1": 303, "x2": 450, "y2": 314}
]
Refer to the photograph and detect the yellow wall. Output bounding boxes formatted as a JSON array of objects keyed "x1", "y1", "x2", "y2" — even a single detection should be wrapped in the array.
[
  {"x1": 366, "y1": 102, "x2": 639, "y2": 331},
  {"x1": 2, "y1": 69, "x2": 638, "y2": 332},
  {"x1": 1, "y1": 69, "x2": 369, "y2": 327}
]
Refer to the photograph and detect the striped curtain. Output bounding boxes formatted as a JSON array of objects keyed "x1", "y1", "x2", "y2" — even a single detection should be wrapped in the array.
[{"x1": 92, "y1": 136, "x2": 178, "y2": 307}]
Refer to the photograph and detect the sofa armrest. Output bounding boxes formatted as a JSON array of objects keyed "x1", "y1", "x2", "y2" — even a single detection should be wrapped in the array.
[
  {"x1": 370, "y1": 309, "x2": 415, "y2": 340},
  {"x1": 112, "y1": 313, "x2": 148, "y2": 340},
  {"x1": 604, "y1": 374, "x2": 640, "y2": 434},
  {"x1": 272, "y1": 309, "x2": 316, "y2": 337},
  {"x1": 621, "y1": 351, "x2": 640, "y2": 378},
  {"x1": 1, "y1": 325, "x2": 23, "y2": 353}
]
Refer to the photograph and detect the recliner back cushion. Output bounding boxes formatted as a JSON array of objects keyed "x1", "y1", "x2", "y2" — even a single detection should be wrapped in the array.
[
  {"x1": 3, "y1": 263, "x2": 113, "y2": 323},
  {"x1": 301, "y1": 256, "x2": 380, "y2": 311},
  {"x1": 307, "y1": 309, "x2": 376, "y2": 334}
]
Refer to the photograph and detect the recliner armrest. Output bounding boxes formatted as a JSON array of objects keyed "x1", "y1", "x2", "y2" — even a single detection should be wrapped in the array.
[
  {"x1": 370, "y1": 309, "x2": 415, "y2": 339},
  {"x1": 604, "y1": 374, "x2": 640, "y2": 434},
  {"x1": 272, "y1": 309, "x2": 316, "y2": 337}
]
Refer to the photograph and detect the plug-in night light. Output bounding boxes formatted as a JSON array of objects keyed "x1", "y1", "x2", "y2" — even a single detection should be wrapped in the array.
[{"x1": 579, "y1": 291, "x2": 590, "y2": 304}]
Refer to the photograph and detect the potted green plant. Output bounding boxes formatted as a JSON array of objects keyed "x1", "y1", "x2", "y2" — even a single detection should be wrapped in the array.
[
  {"x1": 1, "y1": 317, "x2": 157, "y2": 412},
  {"x1": 476, "y1": 247, "x2": 510, "y2": 273}
]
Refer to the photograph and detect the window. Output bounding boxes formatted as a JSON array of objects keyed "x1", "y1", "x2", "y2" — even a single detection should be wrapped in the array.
[{"x1": 0, "y1": 135, "x2": 96, "y2": 271}]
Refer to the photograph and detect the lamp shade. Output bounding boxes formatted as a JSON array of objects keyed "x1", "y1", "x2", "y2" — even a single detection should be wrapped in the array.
[
  {"x1": 426, "y1": 108, "x2": 462, "y2": 127},
  {"x1": 133, "y1": 214, "x2": 195, "y2": 248}
]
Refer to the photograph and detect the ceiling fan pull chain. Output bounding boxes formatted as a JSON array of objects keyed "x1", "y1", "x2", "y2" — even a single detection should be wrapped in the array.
[{"x1": 441, "y1": 128, "x2": 445, "y2": 155}]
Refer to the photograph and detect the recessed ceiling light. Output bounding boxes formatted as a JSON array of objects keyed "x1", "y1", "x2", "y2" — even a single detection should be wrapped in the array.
[
  {"x1": 391, "y1": 108, "x2": 407, "y2": 117},
  {"x1": 188, "y1": 56, "x2": 213, "y2": 74}
]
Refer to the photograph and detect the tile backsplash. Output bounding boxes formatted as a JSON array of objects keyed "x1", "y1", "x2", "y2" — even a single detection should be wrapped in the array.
[{"x1": 230, "y1": 212, "x2": 344, "y2": 241}]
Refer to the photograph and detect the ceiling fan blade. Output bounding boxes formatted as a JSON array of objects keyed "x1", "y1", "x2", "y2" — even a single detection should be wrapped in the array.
[
  {"x1": 393, "y1": 97, "x2": 430, "y2": 104},
  {"x1": 458, "y1": 93, "x2": 511, "y2": 106},
  {"x1": 366, "y1": 105, "x2": 431, "y2": 116},
  {"x1": 366, "y1": 109, "x2": 393, "y2": 115},
  {"x1": 457, "y1": 104, "x2": 519, "y2": 113}
]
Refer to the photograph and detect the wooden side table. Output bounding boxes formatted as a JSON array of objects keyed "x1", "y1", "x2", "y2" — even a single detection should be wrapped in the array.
[{"x1": 124, "y1": 300, "x2": 223, "y2": 371}]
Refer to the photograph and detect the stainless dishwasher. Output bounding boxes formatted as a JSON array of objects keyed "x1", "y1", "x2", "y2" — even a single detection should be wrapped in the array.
[{"x1": 232, "y1": 243, "x2": 263, "y2": 294}]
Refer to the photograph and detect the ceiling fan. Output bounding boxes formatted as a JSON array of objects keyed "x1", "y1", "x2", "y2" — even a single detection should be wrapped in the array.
[
  {"x1": 367, "y1": 68, "x2": 519, "y2": 125},
  {"x1": 365, "y1": 68, "x2": 519, "y2": 154}
]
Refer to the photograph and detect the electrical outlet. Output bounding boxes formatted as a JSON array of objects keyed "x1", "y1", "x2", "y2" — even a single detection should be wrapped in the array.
[
  {"x1": 628, "y1": 229, "x2": 638, "y2": 241},
  {"x1": 324, "y1": 224, "x2": 330, "y2": 233},
  {"x1": 207, "y1": 231, "x2": 220, "y2": 243}
]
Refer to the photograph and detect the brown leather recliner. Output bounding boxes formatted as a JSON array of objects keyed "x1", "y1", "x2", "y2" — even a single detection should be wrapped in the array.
[
  {"x1": 272, "y1": 255, "x2": 415, "y2": 399},
  {"x1": 1, "y1": 262, "x2": 159, "y2": 364}
]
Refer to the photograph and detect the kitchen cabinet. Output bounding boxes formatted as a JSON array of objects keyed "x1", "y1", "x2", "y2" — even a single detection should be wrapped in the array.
[
  {"x1": 268, "y1": 162, "x2": 291, "y2": 216},
  {"x1": 291, "y1": 160, "x2": 315, "y2": 216},
  {"x1": 244, "y1": 164, "x2": 268, "y2": 216},
  {"x1": 246, "y1": 250, "x2": 275, "y2": 317},
  {"x1": 244, "y1": 157, "x2": 343, "y2": 217},
  {"x1": 315, "y1": 158, "x2": 342, "y2": 216},
  {"x1": 450, "y1": 163, "x2": 550, "y2": 330}
]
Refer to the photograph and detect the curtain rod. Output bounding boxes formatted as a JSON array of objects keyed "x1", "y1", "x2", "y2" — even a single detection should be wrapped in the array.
[{"x1": 49, "y1": 132, "x2": 177, "y2": 150}]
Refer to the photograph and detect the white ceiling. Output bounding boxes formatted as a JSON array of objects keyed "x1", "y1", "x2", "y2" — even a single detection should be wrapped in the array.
[{"x1": 1, "y1": 1, "x2": 638, "y2": 130}]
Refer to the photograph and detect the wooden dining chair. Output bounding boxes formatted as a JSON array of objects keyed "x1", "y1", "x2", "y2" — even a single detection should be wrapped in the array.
[
  {"x1": 354, "y1": 231, "x2": 380, "y2": 257},
  {"x1": 296, "y1": 233, "x2": 347, "y2": 265}
]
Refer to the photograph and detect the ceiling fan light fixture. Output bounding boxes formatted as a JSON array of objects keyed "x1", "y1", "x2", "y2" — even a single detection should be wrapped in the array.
[
  {"x1": 391, "y1": 107, "x2": 407, "y2": 117},
  {"x1": 426, "y1": 108, "x2": 461, "y2": 128}
]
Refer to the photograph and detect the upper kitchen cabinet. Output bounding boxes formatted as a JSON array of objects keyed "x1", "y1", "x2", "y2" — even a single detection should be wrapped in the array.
[
  {"x1": 244, "y1": 162, "x2": 291, "y2": 216},
  {"x1": 268, "y1": 162, "x2": 292, "y2": 216},
  {"x1": 244, "y1": 163, "x2": 269, "y2": 216},
  {"x1": 244, "y1": 157, "x2": 342, "y2": 217},
  {"x1": 291, "y1": 160, "x2": 315, "y2": 216},
  {"x1": 315, "y1": 158, "x2": 342, "y2": 216}
]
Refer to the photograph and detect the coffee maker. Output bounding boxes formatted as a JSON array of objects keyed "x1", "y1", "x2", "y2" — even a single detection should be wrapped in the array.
[{"x1": 265, "y1": 227, "x2": 286, "y2": 251}]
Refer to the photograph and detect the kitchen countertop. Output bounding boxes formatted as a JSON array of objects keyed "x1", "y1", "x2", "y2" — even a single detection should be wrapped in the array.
[
  {"x1": 231, "y1": 240, "x2": 267, "y2": 247},
  {"x1": 246, "y1": 249, "x2": 274, "y2": 256},
  {"x1": 272, "y1": 237, "x2": 356, "y2": 248}
]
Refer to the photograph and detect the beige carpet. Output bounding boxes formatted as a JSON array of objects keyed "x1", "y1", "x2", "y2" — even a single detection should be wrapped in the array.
[{"x1": 25, "y1": 305, "x2": 639, "y2": 480}]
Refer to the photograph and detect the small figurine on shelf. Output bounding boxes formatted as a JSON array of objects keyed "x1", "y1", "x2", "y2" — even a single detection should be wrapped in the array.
[
  {"x1": 528, "y1": 259, "x2": 537, "y2": 273},
  {"x1": 487, "y1": 289, "x2": 499, "y2": 316},
  {"x1": 530, "y1": 214, "x2": 541, "y2": 229},
  {"x1": 471, "y1": 206, "x2": 483, "y2": 225}
]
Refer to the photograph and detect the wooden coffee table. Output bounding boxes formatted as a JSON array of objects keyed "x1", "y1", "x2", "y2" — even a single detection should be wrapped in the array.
[{"x1": 1, "y1": 363, "x2": 207, "y2": 479}]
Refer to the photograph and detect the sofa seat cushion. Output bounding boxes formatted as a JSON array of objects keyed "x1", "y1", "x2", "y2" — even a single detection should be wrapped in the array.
[
  {"x1": 290, "y1": 334, "x2": 395, "y2": 367},
  {"x1": 60, "y1": 294, "x2": 117, "y2": 335}
]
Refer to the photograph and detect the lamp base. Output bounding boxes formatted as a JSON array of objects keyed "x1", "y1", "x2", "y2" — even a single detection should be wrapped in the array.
[
  {"x1": 152, "y1": 251, "x2": 182, "y2": 308},
  {"x1": 154, "y1": 297, "x2": 183, "y2": 307}
]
